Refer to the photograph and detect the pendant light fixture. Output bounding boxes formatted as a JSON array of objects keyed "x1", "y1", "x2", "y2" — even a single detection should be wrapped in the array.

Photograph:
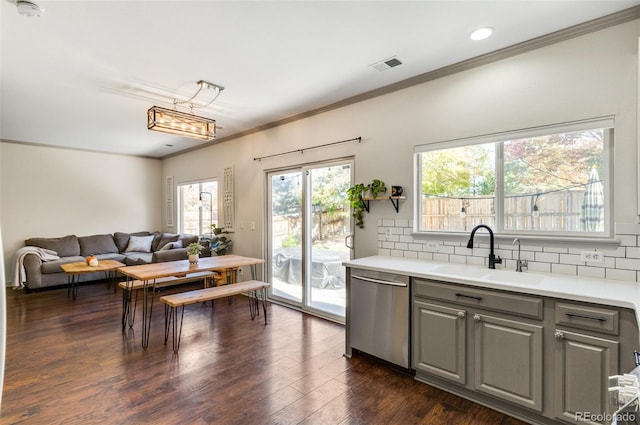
[{"x1": 147, "y1": 80, "x2": 224, "y2": 141}]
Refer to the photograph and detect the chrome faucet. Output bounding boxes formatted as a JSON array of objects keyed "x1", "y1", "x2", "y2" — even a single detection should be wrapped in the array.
[
  {"x1": 512, "y1": 238, "x2": 528, "y2": 272},
  {"x1": 466, "y1": 224, "x2": 502, "y2": 269}
]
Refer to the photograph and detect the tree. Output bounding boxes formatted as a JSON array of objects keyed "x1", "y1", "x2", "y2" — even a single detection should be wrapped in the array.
[
  {"x1": 503, "y1": 129, "x2": 604, "y2": 195},
  {"x1": 421, "y1": 145, "x2": 495, "y2": 197}
]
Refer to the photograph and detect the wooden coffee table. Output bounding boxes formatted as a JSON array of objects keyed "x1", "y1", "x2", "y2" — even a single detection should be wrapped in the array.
[{"x1": 60, "y1": 259, "x2": 125, "y2": 300}]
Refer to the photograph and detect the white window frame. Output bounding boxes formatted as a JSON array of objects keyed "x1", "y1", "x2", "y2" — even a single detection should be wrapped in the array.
[
  {"x1": 177, "y1": 179, "x2": 219, "y2": 237},
  {"x1": 413, "y1": 117, "x2": 614, "y2": 241}
]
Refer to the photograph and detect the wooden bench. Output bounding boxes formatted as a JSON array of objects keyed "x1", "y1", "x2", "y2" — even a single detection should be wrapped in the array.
[
  {"x1": 120, "y1": 271, "x2": 215, "y2": 331},
  {"x1": 160, "y1": 280, "x2": 270, "y2": 353}
]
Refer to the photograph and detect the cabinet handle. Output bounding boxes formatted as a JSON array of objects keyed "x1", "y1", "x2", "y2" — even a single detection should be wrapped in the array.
[
  {"x1": 554, "y1": 330, "x2": 565, "y2": 340},
  {"x1": 455, "y1": 293, "x2": 483, "y2": 302},
  {"x1": 565, "y1": 312, "x2": 607, "y2": 323},
  {"x1": 473, "y1": 314, "x2": 481, "y2": 322},
  {"x1": 457, "y1": 311, "x2": 466, "y2": 319}
]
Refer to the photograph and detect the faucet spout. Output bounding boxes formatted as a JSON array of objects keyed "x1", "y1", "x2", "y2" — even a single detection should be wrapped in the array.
[
  {"x1": 512, "y1": 238, "x2": 528, "y2": 272},
  {"x1": 467, "y1": 224, "x2": 502, "y2": 269}
]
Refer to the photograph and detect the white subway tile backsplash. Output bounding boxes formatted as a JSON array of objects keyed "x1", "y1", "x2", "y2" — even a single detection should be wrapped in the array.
[
  {"x1": 467, "y1": 256, "x2": 485, "y2": 266},
  {"x1": 418, "y1": 252, "x2": 434, "y2": 260},
  {"x1": 449, "y1": 255, "x2": 467, "y2": 264},
  {"x1": 395, "y1": 218, "x2": 409, "y2": 228},
  {"x1": 559, "y1": 253, "x2": 584, "y2": 266},
  {"x1": 578, "y1": 266, "x2": 606, "y2": 279},
  {"x1": 527, "y1": 262, "x2": 551, "y2": 273},
  {"x1": 433, "y1": 253, "x2": 449, "y2": 262},
  {"x1": 551, "y1": 263, "x2": 577, "y2": 276},
  {"x1": 409, "y1": 243, "x2": 423, "y2": 252},
  {"x1": 535, "y1": 252, "x2": 560, "y2": 263},
  {"x1": 615, "y1": 257, "x2": 640, "y2": 271},
  {"x1": 626, "y1": 247, "x2": 640, "y2": 258},
  {"x1": 377, "y1": 220, "x2": 640, "y2": 282},
  {"x1": 543, "y1": 247, "x2": 569, "y2": 254},
  {"x1": 619, "y1": 235, "x2": 637, "y2": 247},
  {"x1": 605, "y1": 268, "x2": 637, "y2": 282},
  {"x1": 606, "y1": 247, "x2": 626, "y2": 258},
  {"x1": 438, "y1": 245, "x2": 455, "y2": 254},
  {"x1": 395, "y1": 242, "x2": 408, "y2": 251}
]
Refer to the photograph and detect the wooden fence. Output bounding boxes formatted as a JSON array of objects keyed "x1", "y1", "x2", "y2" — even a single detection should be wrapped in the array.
[
  {"x1": 421, "y1": 189, "x2": 589, "y2": 232},
  {"x1": 271, "y1": 209, "x2": 348, "y2": 249}
]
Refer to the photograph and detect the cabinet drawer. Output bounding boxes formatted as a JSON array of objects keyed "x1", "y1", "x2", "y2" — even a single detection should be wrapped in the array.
[
  {"x1": 555, "y1": 302, "x2": 619, "y2": 335},
  {"x1": 414, "y1": 279, "x2": 543, "y2": 320}
]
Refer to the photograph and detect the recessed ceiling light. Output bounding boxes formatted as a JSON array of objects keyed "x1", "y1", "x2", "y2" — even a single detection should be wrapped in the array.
[
  {"x1": 469, "y1": 27, "x2": 494, "y2": 41},
  {"x1": 16, "y1": 0, "x2": 44, "y2": 17}
]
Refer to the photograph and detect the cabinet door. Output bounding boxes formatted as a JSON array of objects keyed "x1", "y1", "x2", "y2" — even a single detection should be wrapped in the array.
[
  {"x1": 474, "y1": 313, "x2": 543, "y2": 411},
  {"x1": 413, "y1": 300, "x2": 466, "y2": 384},
  {"x1": 554, "y1": 329, "x2": 618, "y2": 424}
]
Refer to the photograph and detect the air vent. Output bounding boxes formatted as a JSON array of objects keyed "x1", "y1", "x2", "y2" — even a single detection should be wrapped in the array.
[{"x1": 370, "y1": 56, "x2": 403, "y2": 72}]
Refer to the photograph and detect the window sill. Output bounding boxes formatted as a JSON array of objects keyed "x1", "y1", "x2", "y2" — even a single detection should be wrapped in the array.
[{"x1": 411, "y1": 231, "x2": 621, "y2": 250}]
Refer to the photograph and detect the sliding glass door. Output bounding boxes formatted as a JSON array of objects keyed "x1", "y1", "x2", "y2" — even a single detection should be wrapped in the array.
[{"x1": 267, "y1": 159, "x2": 353, "y2": 321}]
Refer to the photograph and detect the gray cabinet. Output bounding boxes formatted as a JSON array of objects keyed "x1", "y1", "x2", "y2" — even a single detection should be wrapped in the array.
[
  {"x1": 413, "y1": 300, "x2": 466, "y2": 384},
  {"x1": 474, "y1": 313, "x2": 543, "y2": 411},
  {"x1": 553, "y1": 302, "x2": 620, "y2": 425},
  {"x1": 413, "y1": 279, "x2": 544, "y2": 412},
  {"x1": 409, "y1": 275, "x2": 640, "y2": 425}
]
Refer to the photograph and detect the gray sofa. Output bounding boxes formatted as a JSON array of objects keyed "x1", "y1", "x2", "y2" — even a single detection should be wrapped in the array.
[{"x1": 22, "y1": 231, "x2": 199, "y2": 290}]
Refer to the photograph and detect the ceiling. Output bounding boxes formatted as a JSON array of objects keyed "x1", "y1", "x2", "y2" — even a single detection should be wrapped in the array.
[{"x1": 2, "y1": 0, "x2": 639, "y2": 159}]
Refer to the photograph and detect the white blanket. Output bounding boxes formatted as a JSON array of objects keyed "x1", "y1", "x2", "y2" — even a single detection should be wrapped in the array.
[{"x1": 12, "y1": 246, "x2": 60, "y2": 288}]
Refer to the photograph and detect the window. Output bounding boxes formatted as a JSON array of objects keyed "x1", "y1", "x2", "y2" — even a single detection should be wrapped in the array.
[
  {"x1": 178, "y1": 180, "x2": 218, "y2": 237},
  {"x1": 415, "y1": 118, "x2": 612, "y2": 238}
]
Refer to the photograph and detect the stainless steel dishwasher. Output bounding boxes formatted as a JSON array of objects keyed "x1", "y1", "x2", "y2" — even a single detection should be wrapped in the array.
[{"x1": 348, "y1": 268, "x2": 410, "y2": 369}]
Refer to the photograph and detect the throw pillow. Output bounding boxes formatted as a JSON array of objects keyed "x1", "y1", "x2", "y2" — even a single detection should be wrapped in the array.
[
  {"x1": 125, "y1": 235, "x2": 155, "y2": 253},
  {"x1": 159, "y1": 242, "x2": 174, "y2": 251},
  {"x1": 173, "y1": 240, "x2": 183, "y2": 249}
]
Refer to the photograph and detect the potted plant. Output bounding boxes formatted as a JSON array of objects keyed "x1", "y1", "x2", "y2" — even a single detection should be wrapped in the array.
[
  {"x1": 210, "y1": 224, "x2": 232, "y2": 255},
  {"x1": 186, "y1": 242, "x2": 203, "y2": 264},
  {"x1": 369, "y1": 179, "x2": 387, "y2": 199}
]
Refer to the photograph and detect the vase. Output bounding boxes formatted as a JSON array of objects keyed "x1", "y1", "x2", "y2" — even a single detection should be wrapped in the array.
[{"x1": 188, "y1": 254, "x2": 199, "y2": 264}]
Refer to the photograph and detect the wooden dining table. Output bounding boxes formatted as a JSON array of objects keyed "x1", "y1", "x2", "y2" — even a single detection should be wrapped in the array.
[{"x1": 118, "y1": 255, "x2": 265, "y2": 349}]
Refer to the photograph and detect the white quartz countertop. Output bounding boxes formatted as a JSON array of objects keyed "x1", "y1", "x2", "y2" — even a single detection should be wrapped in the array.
[{"x1": 344, "y1": 255, "x2": 640, "y2": 315}]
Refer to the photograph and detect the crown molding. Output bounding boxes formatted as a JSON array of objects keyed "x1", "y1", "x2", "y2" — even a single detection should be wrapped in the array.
[{"x1": 160, "y1": 5, "x2": 640, "y2": 159}]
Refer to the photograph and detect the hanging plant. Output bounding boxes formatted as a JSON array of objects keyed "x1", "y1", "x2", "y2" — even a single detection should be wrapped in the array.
[
  {"x1": 347, "y1": 180, "x2": 387, "y2": 228},
  {"x1": 347, "y1": 183, "x2": 368, "y2": 228}
]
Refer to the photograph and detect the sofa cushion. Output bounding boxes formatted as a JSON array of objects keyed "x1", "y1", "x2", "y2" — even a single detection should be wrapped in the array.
[
  {"x1": 125, "y1": 235, "x2": 155, "y2": 253},
  {"x1": 114, "y1": 231, "x2": 151, "y2": 253},
  {"x1": 25, "y1": 235, "x2": 80, "y2": 257},
  {"x1": 79, "y1": 234, "x2": 118, "y2": 256},
  {"x1": 124, "y1": 253, "x2": 153, "y2": 265},
  {"x1": 159, "y1": 241, "x2": 177, "y2": 251},
  {"x1": 152, "y1": 233, "x2": 179, "y2": 252},
  {"x1": 41, "y1": 256, "x2": 86, "y2": 274},
  {"x1": 178, "y1": 234, "x2": 199, "y2": 247},
  {"x1": 94, "y1": 253, "x2": 126, "y2": 262}
]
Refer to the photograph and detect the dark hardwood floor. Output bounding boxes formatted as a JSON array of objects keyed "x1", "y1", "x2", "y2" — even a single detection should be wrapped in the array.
[{"x1": 2, "y1": 281, "x2": 527, "y2": 425}]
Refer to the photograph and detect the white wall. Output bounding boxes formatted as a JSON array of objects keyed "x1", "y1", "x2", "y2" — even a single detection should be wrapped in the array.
[
  {"x1": 0, "y1": 143, "x2": 162, "y2": 284},
  {"x1": 3, "y1": 20, "x2": 636, "y2": 284},
  {"x1": 164, "y1": 20, "x2": 640, "y2": 262}
]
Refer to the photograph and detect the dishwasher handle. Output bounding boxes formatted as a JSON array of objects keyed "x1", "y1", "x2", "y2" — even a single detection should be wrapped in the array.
[{"x1": 351, "y1": 274, "x2": 408, "y2": 287}]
